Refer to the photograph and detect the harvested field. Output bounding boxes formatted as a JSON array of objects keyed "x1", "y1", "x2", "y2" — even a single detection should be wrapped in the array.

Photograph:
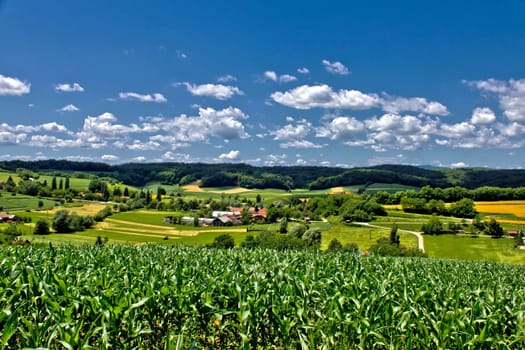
[{"x1": 476, "y1": 201, "x2": 525, "y2": 218}]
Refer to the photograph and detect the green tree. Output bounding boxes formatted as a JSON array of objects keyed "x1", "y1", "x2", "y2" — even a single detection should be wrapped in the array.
[
  {"x1": 64, "y1": 176, "x2": 70, "y2": 189},
  {"x1": 208, "y1": 234, "x2": 235, "y2": 249},
  {"x1": 34, "y1": 218, "x2": 50, "y2": 235},
  {"x1": 289, "y1": 224, "x2": 307, "y2": 239},
  {"x1": 327, "y1": 238, "x2": 343, "y2": 252},
  {"x1": 485, "y1": 218, "x2": 504, "y2": 238},
  {"x1": 421, "y1": 215, "x2": 443, "y2": 235},
  {"x1": 51, "y1": 209, "x2": 70, "y2": 233},
  {"x1": 51, "y1": 176, "x2": 57, "y2": 190},
  {"x1": 38, "y1": 200, "x2": 44, "y2": 210},
  {"x1": 302, "y1": 228, "x2": 322, "y2": 248},
  {"x1": 241, "y1": 207, "x2": 252, "y2": 225},
  {"x1": 5, "y1": 176, "x2": 16, "y2": 192},
  {"x1": 58, "y1": 178, "x2": 63, "y2": 190},
  {"x1": 449, "y1": 198, "x2": 477, "y2": 218},
  {"x1": 514, "y1": 230, "x2": 524, "y2": 247},
  {"x1": 279, "y1": 218, "x2": 288, "y2": 234},
  {"x1": 390, "y1": 224, "x2": 400, "y2": 245}
]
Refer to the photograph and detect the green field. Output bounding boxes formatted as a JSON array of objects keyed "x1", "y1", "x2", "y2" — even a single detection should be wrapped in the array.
[
  {"x1": 0, "y1": 191, "x2": 57, "y2": 211},
  {"x1": 1, "y1": 245, "x2": 524, "y2": 348}
]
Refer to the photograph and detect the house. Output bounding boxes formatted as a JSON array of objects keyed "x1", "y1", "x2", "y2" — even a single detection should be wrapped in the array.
[
  {"x1": 228, "y1": 206, "x2": 267, "y2": 221},
  {"x1": 0, "y1": 213, "x2": 17, "y2": 223}
]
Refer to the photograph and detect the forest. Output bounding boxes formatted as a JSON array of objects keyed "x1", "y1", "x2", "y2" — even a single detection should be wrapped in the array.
[{"x1": 2, "y1": 160, "x2": 525, "y2": 189}]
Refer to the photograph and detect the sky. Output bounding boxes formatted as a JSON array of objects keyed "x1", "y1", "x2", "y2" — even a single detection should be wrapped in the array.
[{"x1": 1, "y1": 0, "x2": 525, "y2": 169}]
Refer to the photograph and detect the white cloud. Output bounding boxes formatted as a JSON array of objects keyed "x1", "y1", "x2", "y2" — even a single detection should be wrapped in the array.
[
  {"x1": 271, "y1": 121, "x2": 311, "y2": 141},
  {"x1": 263, "y1": 71, "x2": 297, "y2": 83},
  {"x1": 133, "y1": 156, "x2": 147, "y2": 162},
  {"x1": 465, "y1": 78, "x2": 525, "y2": 122},
  {"x1": 297, "y1": 67, "x2": 310, "y2": 74},
  {"x1": 451, "y1": 162, "x2": 468, "y2": 168},
  {"x1": 0, "y1": 74, "x2": 30, "y2": 96},
  {"x1": 380, "y1": 95, "x2": 449, "y2": 116},
  {"x1": 264, "y1": 71, "x2": 278, "y2": 82},
  {"x1": 148, "y1": 106, "x2": 250, "y2": 143},
  {"x1": 279, "y1": 74, "x2": 297, "y2": 83},
  {"x1": 118, "y1": 92, "x2": 167, "y2": 103},
  {"x1": 161, "y1": 151, "x2": 192, "y2": 162},
  {"x1": 0, "y1": 131, "x2": 27, "y2": 144},
  {"x1": 217, "y1": 74, "x2": 237, "y2": 83},
  {"x1": 471, "y1": 107, "x2": 496, "y2": 125},
  {"x1": 218, "y1": 150, "x2": 240, "y2": 160},
  {"x1": 54, "y1": 83, "x2": 84, "y2": 92},
  {"x1": 316, "y1": 116, "x2": 365, "y2": 140},
  {"x1": 322, "y1": 59, "x2": 350, "y2": 75},
  {"x1": 280, "y1": 140, "x2": 324, "y2": 149},
  {"x1": 271, "y1": 84, "x2": 380, "y2": 110},
  {"x1": 101, "y1": 154, "x2": 120, "y2": 161},
  {"x1": 58, "y1": 104, "x2": 79, "y2": 112},
  {"x1": 178, "y1": 82, "x2": 244, "y2": 100}
]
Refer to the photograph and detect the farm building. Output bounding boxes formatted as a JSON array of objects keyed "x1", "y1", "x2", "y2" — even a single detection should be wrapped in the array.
[{"x1": 0, "y1": 213, "x2": 17, "y2": 223}]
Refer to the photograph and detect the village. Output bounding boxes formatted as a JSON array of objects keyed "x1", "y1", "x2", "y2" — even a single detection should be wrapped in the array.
[{"x1": 164, "y1": 206, "x2": 268, "y2": 227}]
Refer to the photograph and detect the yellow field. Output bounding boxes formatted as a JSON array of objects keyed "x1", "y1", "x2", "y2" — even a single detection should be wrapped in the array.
[
  {"x1": 46, "y1": 203, "x2": 107, "y2": 216},
  {"x1": 475, "y1": 201, "x2": 525, "y2": 218},
  {"x1": 182, "y1": 183, "x2": 252, "y2": 194}
]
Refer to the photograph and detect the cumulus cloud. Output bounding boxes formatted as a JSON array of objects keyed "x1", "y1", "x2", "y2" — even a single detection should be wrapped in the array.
[
  {"x1": 270, "y1": 119, "x2": 324, "y2": 149},
  {"x1": 271, "y1": 84, "x2": 448, "y2": 115},
  {"x1": 322, "y1": 60, "x2": 350, "y2": 75},
  {"x1": 0, "y1": 74, "x2": 30, "y2": 96},
  {"x1": 218, "y1": 150, "x2": 240, "y2": 160},
  {"x1": 217, "y1": 74, "x2": 237, "y2": 83},
  {"x1": 465, "y1": 78, "x2": 525, "y2": 122},
  {"x1": 178, "y1": 82, "x2": 244, "y2": 100},
  {"x1": 380, "y1": 95, "x2": 449, "y2": 116},
  {"x1": 471, "y1": 107, "x2": 496, "y2": 125},
  {"x1": 316, "y1": 116, "x2": 364, "y2": 140},
  {"x1": 280, "y1": 140, "x2": 323, "y2": 149},
  {"x1": 271, "y1": 84, "x2": 380, "y2": 110},
  {"x1": 118, "y1": 92, "x2": 167, "y2": 103},
  {"x1": 147, "y1": 106, "x2": 250, "y2": 144},
  {"x1": 54, "y1": 83, "x2": 84, "y2": 92},
  {"x1": 101, "y1": 154, "x2": 120, "y2": 161},
  {"x1": 297, "y1": 67, "x2": 310, "y2": 74},
  {"x1": 451, "y1": 162, "x2": 468, "y2": 168},
  {"x1": 263, "y1": 71, "x2": 297, "y2": 83},
  {"x1": 58, "y1": 104, "x2": 79, "y2": 112}
]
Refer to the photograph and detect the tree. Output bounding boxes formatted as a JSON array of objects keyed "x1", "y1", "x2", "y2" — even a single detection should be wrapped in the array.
[
  {"x1": 51, "y1": 176, "x2": 57, "y2": 190},
  {"x1": 421, "y1": 215, "x2": 443, "y2": 235},
  {"x1": 38, "y1": 200, "x2": 44, "y2": 210},
  {"x1": 390, "y1": 224, "x2": 400, "y2": 245},
  {"x1": 279, "y1": 218, "x2": 288, "y2": 234},
  {"x1": 327, "y1": 238, "x2": 343, "y2": 252},
  {"x1": 123, "y1": 187, "x2": 129, "y2": 197},
  {"x1": 34, "y1": 218, "x2": 50, "y2": 235},
  {"x1": 51, "y1": 209, "x2": 70, "y2": 233},
  {"x1": 449, "y1": 198, "x2": 477, "y2": 218},
  {"x1": 241, "y1": 207, "x2": 252, "y2": 225},
  {"x1": 302, "y1": 228, "x2": 322, "y2": 248},
  {"x1": 58, "y1": 178, "x2": 63, "y2": 190},
  {"x1": 64, "y1": 176, "x2": 70, "y2": 189},
  {"x1": 208, "y1": 234, "x2": 235, "y2": 249},
  {"x1": 485, "y1": 218, "x2": 504, "y2": 238},
  {"x1": 289, "y1": 224, "x2": 307, "y2": 239},
  {"x1": 515, "y1": 230, "x2": 524, "y2": 247},
  {"x1": 5, "y1": 176, "x2": 16, "y2": 192}
]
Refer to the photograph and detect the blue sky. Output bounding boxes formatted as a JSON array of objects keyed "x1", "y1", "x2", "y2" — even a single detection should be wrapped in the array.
[{"x1": 1, "y1": 0, "x2": 525, "y2": 168}]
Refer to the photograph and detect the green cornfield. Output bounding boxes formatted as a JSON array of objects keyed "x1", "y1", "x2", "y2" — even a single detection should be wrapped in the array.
[{"x1": 0, "y1": 245, "x2": 524, "y2": 349}]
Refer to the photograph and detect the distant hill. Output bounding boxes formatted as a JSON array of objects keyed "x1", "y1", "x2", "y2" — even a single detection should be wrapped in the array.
[{"x1": 1, "y1": 160, "x2": 525, "y2": 190}]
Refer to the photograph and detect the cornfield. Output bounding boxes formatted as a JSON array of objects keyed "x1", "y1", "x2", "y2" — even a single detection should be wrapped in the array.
[{"x1": 0, "y1": 245, "x2": 524, "y2": 349}]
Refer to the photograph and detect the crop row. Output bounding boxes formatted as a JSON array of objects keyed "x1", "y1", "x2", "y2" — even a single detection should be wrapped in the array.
[{"x1": 0, "y1": 245, "x2": 524, "y2": 349}]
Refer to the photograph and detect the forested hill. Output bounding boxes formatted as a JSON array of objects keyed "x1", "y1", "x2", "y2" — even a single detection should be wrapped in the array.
[{"x1": 2, "y1": 160, "x2": 525, "y2": 190}]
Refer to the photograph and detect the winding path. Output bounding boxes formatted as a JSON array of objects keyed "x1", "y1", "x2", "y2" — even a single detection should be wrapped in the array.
[{"x1": 354, "y1": 222, "x2": 425, "y2": 253}]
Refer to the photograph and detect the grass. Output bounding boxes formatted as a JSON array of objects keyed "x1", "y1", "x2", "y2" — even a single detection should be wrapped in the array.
[
  {"x1": 424, "y1": 234, "x2": 525, "y2": 264},
  {"x1": 321, "y1": 223, "x2": 418, "y2": 251},
  {"x1": 0, "y1": 191, "x2": 57, "y2": 211}
]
